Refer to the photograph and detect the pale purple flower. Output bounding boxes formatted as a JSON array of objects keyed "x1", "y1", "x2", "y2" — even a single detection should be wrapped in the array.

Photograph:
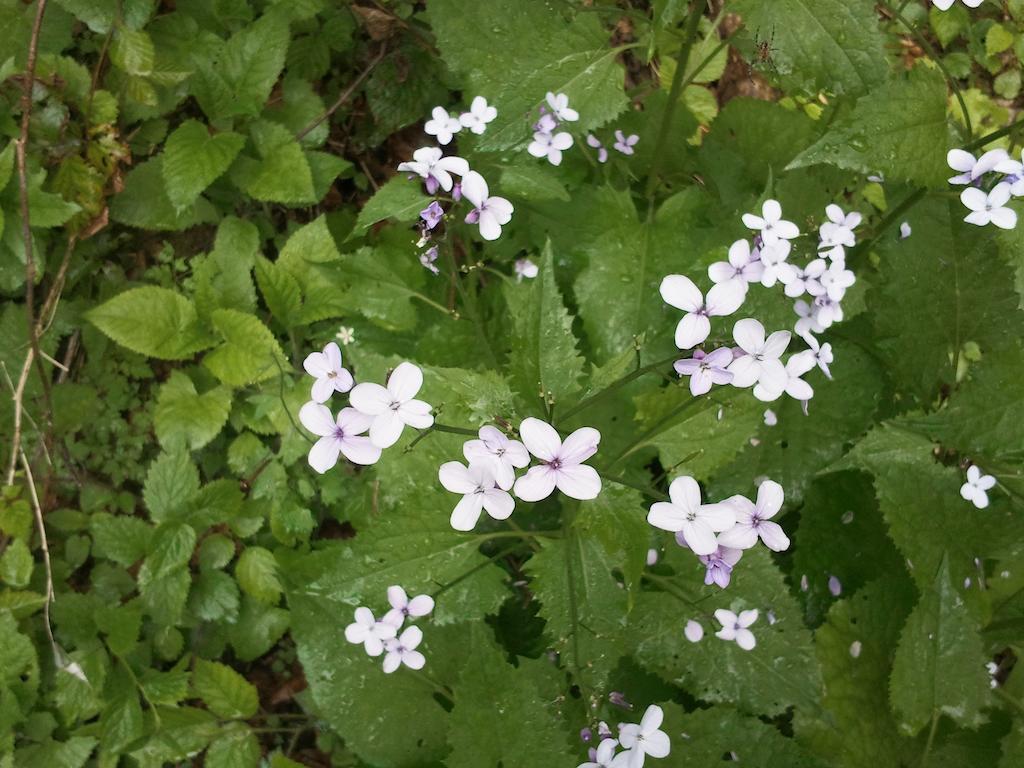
[
  {"x1": 420, "y1": 246, "x2": 440, "y2": 275},
  {"x1": 699, "y1": 545, "x2": 743, "y2": 588},
  {"x1": 439, "y1": 460, "x2": 515, "y2": 531},
  {"x1": 812, "y1": 295, "x2": 844, "y2": 328},
  {"x1": 727, "y1": 318, "x2": 790, "y2": 397},
  {"x1": 350, "y1": 362, "x2": 434, "y2": 449},
  {"x1": 758, "y1": 239, "x2": 797, "y2": 287},
  {"x1": 302, "y1": 341, "x2": 353, "y2": 402},
  {"x1": 613, "y1": 130, "x2": 639, "y2": 155},
  {"x1": 783, "y1": 259, "x2": 826, "y2": 299},
  {"x1": 534, "y1": 112, "x2": 557, "y2": 134},
  {"x1": 818, "y1": 204, "x2": 861, "y2": 260},
  {"x1": 961, "y1": 464, "x2": 996, "y2": 509},
  {"x1": 458, "y1": 95, "x2": 497, "y2": 135},
  {"x1": 345, "y1": 607, "x2": 397, "y2": 656},
  {"x1": 545, "y1": 91, "x2": 579, "y2": 122},
  {"x1": 298, "y1": 403, "x2": 382, "y2": 472},
  {"x1": 382, "y1": 626, "x2": 426, "y2": 673},
  {"x1": 608, "y1": 691, "x2": 631, "y2": 709},
  {"x1": 420, "y1": 201, "x2": 444, "y2": 230},
  {"x1": 383, "y1": 585, "x2": 435, "y2": 627},
  {"x1": 528, "y1": 130, "x2": 573, "y2": 166},
  {"x1": 946, "y1": 147, "x2": 1010, "y2": 185},
  {"x1": 397, "y1": 147, "x2": 469, "y2": 193},
  {"x1": 802, "y1": 333, "x2": 833, "y2": 379},
  {"x1": 616, "y1": 705, "x2": 671, "y2": 767},
  {"x1": 673, "y1": 348, "x2": 734, "y2": 396},
  {"x1": 461, "y1": 171, "x2": 514, "y2": 241},
  {"x1": 659, "y1": 274, "x2": 745, "y2": 349},
  {"x1": 828, "y1": 575, "x2": 842, "y2": 597},
  {"x1": 515, "y1": 257, "x2": 538, "y2": 281},
  {"x1": 463, "y1": 425, "x2": 530, "y2": 491},
  {"x1": 961, "y1": 183, "x2": 1017, "y2": 229},
  {"x1": 708, "y1": 240, "x2": 764, "y2": 289},
  {"x1": 900, "y1": 221, "x2": 912, "y2": 239},
  {"x1": 513, "y1": 418, "x2": 602, "y2": 501},
  {"x1": 794, "y1": 299, "x2": 825, "y2": 337},
  {"x1": 684, "y1": 620, "x2": 704, "y2": 643},
  {"x1": 819, "y1": 261, "x2": 855, "y2": 302},
  {"x1": 647, "y1": 476, "x2": 736, "y2": 556},
  {"x1": 587, "y1": 133, "x2": 609, "y2": 163},
  {"x1": 718, "y1": 479, "x2": 790, "y2": 552},
  {"x1": 742, "y1": 199, "x2": 799, "y2": 246},
  {"x1": 579, "y1": 738, "x2": 618, "y2": 768},
  {"x1": 714, "y1": 609, "x2": 758, "y2": 651},
  {"x1": 424, "y1": 106, "x2": 461, "y2": 145}
]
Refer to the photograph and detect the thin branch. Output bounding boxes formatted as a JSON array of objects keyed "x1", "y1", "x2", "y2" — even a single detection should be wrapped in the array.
[
  {"x1": 295, "y1": 45, "x2": 388, "y2": 141},
  {"x1": 20, "y1": 449, "x2": 58, "y2": 661}
]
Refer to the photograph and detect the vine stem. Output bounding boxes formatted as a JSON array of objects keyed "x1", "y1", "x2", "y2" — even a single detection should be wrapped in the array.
[
  {"x1": 644, "y1": 0, "x2": 709, "y2": 201},
  {"x1": 557, "y1": 353, "x2": 680, "y2": 424}
]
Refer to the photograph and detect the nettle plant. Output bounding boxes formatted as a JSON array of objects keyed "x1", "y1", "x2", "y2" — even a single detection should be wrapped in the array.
[{"x1": 4, "y1": 0, "x2": 1024, "y2": 767}]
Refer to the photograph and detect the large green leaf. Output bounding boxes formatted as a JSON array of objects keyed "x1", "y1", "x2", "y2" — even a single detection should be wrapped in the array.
[
  {"x1": 154, "y1": 371, "x2": 232, "y2": 451},
  {"x1": 203, "y1": 309, "x2": 287, "y2": 386},
  {"x1": 87, "y1": 286, "x2": 215, "y2": 360},
  {"x1": 162, "y1": 120, "x2": 245, "y2": 209},
  {"x1": 192, "y1": 660, "x2": 259, "y2": 720}
]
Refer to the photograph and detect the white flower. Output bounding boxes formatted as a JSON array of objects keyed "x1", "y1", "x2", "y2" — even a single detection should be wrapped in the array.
[
  {"x1": 461, "y1": 171, "x2": 514, "y2": 241},
  {"x1": 458, "y1": 96, "x2": 497, "y2": 135},
  {"x1": 545, "y1": 91, "x2": 579, "y2": 122},
  {"x1": 946, "y1": 147, "x2": 1010, "y2": 184},
  {"x1": 424, "y1": 106, "x2": 461, "y2": 145},
  {"x1": 513, "y1": 418, "x2": 602, "y2": 502},
  {"x1": 756, "y1": 239, "x2": 797, "y2": 288},
  {"x1": 818, "y1": 204, "x2": 860, "y2": 260},
  {"x1": 382, "y1": 626, "x2": 426, "y2": 673},
  {"x1": 802, "y1": 333, "x2": 834, "y2": 379},
  {"x1": 961, "y1": 183, "x2": 1017, "y2": 229},
  {"x1": 708, "y1": 240, "x2": 764, "y2": 289},
  {"x1": 579, "y1": 739, "x2": 618, "y2": 768},
  {"x1": 818, "y1": 261, "x2": 855, "y2": 302},
  {"x1": 302, "y1": 342, "x2": 354, "y2": 403},
  {"x1": 515, "y1": 257, "x2": 538, "y2": 281},
  {"x1": 613, "y1": 704, "x2": 671, "y2": 768},
  {"x1": 761, "y1": 351, "x2": 815, "y2": 404},
  {"x1": 718, "y1": 480, "x2": 790, "y2": 551},
  {"x1": 742, "y1": 199, "x2": 799, "y2": 245},
  {"x1": 463, "y1": 425, "x2": 530, "y2": 490},
  {"x1": 811, "y1": 295, "x2": 844, "y2": 329},
  {"x1": 439, "y1": 461, "x2": 515, "y2": 531},
  {"x1": 763, "y1": 409, "x2": 777, "y2": 426},
  {"x1": 298, "y1": 403, "x2": 382, "y2": 472},
  {"x1": 383, "y1": 586, "x2": 434, "y2": 627},
  {"x1": 684, "y1": 620, "x2": 704, "y2": 643},
  {"x1": 345, "y1": 607, "x2": 398, "y2": 656},
  {"x1": 659, "y1": 275, "x2": 745, "y2": 349},
  {"x1": 397, "y1": 147, "x2": 469, "y2": 193},
  {"x1": 350, "y1": 362, "x2": 434, "y2": 449},
  {"x1": 960, "y1": 465, "x2": 996, "y2": 509},
  {"x1": 727, "y1": 318, "x2": 790, "y2": 397},
  {"x1": 528, "y1": 130, "x2": 573, "y2": 165},
  {"x1": 336, "y1": 326, "x2": 355, "y2": 345},
  {"x1": 932, "y1": 0, "x2": 983, "y2": 9},
  {"x1": 794, "y1": 299, "x2": 825, "y2": 337},
  {"x1": 783, "y1": 258, "x2": 826, "y2": 299},
  {"x1": 714, "y1": 609, "x2": 758, "y2": 651},
  {"x1": 647, "y1": 476, "x2": 736, "y2": 556},
  {"x1": 900, "y1": 222, "x2": 912, "y2": 239}
]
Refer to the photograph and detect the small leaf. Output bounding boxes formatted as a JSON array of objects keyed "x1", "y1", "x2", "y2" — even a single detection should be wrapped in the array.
[
  {"x1": 192, "y1": 660, "x2": 259, "y2": 719},
  {"x1": 235, "y1": 547, "x2": 283, "y2": 604},
  {"x1": 203, "y1": 309, "x2": 287, "y2": 386},
  {"x1": 162, "y1": 120, "x2": 245, "y2": 209}
]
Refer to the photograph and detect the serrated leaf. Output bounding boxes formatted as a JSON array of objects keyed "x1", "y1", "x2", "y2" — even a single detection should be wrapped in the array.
[
  {"x1": 235, "y1": 547, "x2": 282, "y2": 604},
  {"x1": 890, "y1": 557, "x2": 992, "y2": 734},
  {"x1": 351, "y1": 176, "x2": 427, "y2": 237},
  {"x1": 227, "y1": 597, "x2": 290, "y2": 662},
  {"x1": 192, "y1": 660, "x2": 258, "y2": 719},
  {"x1": 111, "y1": 27, "x2": 154, "y2": 75},
  {"x1": 154, "y1": 371, "x2": 232, "y2": 451},
  {"x1": 0, "y1": 539, "x2": 32, "y2": 588},
  {"x1": 143, "y1": 447, "x2": 200, "y2": 523},
  {"x1": 89, "y1": 514, "x2": 153, "y2": 567},
  {"x1": 205, "y1": 726, "x2": 260, "y2": 768},
  {"x1": 255, "y1": 256, "x2": 303, "y2": 327},
  {"x1": 110, "y1": 158, "x2": 217, "y2": 231},
  {"x1": 233, "y1": 120, "x2": 315, "y2": 204},
  {"x1": 162, "y1": 120, "x2": 245, "y2": 209},
  {"x1": 86, "y1": 286, "x2": 215, "y2": 360},
  {"x1": 788, "y1": 66, "x2": 950, "y2": 188},
  {"x1": 504, "y1": 245, "x2": 585, "y2": 408},
  {"x1": 670, "y1": 706, "x2": 828, "y2": 767},
  {"x1": 203, "y1": 309, "x2": 287, "y2": 386}
]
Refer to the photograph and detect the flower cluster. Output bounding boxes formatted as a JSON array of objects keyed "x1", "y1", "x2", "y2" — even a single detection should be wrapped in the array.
[
  {"x1": 961, "y1": 464, "x2": 996, "y2": 509},
  {"x1": 648, "y1": 477, "x2": 789, "y2": 589},
  {"x1": 685, "y1": 609, "x2": 761, "y2": 651},
  {"x1": 577, "y1": 705, "x2": 670, "y2": 768},
  {"x1": 947, "y1": 148, "x2": 1020, "y2": 230},
  {"x1": 663, "y1": 199, "x2": 856, "y2": 410},
  {"x1": 585, "y1": 129, "x2": 639, "y2": 163},
  {"x1": 344, "y1": 585, "x2": 434, "y2": 673},
  {"x1": 299, "y1": 346, "x2": 434, "y2": 472},
  {"x1": 528, "y1": 92, "x2": 578, "y2": 166},
  {"x1": 424, "y1": 96, "x2": 497, "y2": 145},
  {"x1": 439, "y1": 418, "x2": 602, "y2": 531}
]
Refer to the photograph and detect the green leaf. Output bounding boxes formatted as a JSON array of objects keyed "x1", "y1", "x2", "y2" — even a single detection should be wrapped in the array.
[
  {"x1": 0, "y1": 539, "x2": 32, "y2": 588},
  {"x1": 788, "y1": 66, "x2": 950, "y2": 188},
  {"x1": 732, "y1": 0, "x2": 887, "y2": 97},
  {"x1": 100, "y1": 665, "x2": 144, "y2": 754},
  {"x1": 89, "y1": 513, "x2": 152, "y2": 567},
  {"x1": 446, "y1": 625, "x2": 576, "y2": 768},
  {"x1": 231, "y1": 119, "x2": 315, "y2": 204},
  {"x1": 504, "y1": 245, "x2": 585, "y2": 408},
  {"x1": 194, "y1": 12, "x2": 290, "y2": 120},
  {"x1": 205, "y1": 726, "x2": 260, "y2": 768},
  {"x1": 162, "y1": 120, "x2": 245, "y2": 209},
  {"x1": 227, "y1": 597, "x2": 290, "y2": 662},
  {"x1": 154, "y1": 371, "x2": 233, "y2": 451},
  {"x1": 203, "y1": 309, "x2": 287, "y2": 386},
  {"x1": 110, "y1": 158, "x2": 217, "y2": 230},
  {"x1": 670, "y1": 706, "x2": 828, "y2": 767},
  {"x1": 235, "y1": 546, "x2": 282, "y2": 604},
  {"x1": 427, "y1": 0, "x2": 627, "y2": 151},
  {"x1": 192, "y1": 660, "x2": 259, "y2": 719},
  {"x1": 143, "y1": 447, "x2": 200, "y2": 523},
  {"x1": 86, "y1": 286, "x2": 215, "y2": 360},
  {"x1": 255, "y1": 256, "x2": 303, "y2": 328},
  {"x1": 111, "y1": 27, "x2": 154, "y2": 75},
  {"x1": 351, "y1": 176, "x2": 427, "y2": 236},
  {"x1": 890, "y1": 557, "x2": 992, "y2": 734},
  {"x1": 189, "y1": 570, "x2": 240, "y2": 622}
]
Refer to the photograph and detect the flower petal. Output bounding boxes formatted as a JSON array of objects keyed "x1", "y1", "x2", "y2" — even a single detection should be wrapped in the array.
[
  {"x1": 513, "y1": 465, "x2": 558, "y2": 502},
  {"x1": 647, "y1": 501, "x2": 686, "y2": 532},
  {"x1": 732, "y1": 318, "x2": 766, "y2": 353},
  {"x1": 388, "y1": 362, "x2": 423, "y2": 401},
  {"x1": 757, "y1": 520, "x2": 791, "y2": 551},
  {"x1": 350, "y1": 382, "x2": 392, "y2": 416},
  {"x1": 518, "y1": 417, "x2": 561, "y2": 462},
  {"x1": 681, "y1": 519, "x2": 718, "y2": 555},
  {"x1": 450, "y1": 493, "x2": 484, "y2": 531},
  {"x1": 439, "y1": 461, "x2": 477, "y2": 494},
  {"x1": 755, "y1": 480, "x2": 785, "y2": 518},
  {"x1": 659, "y1": 274, "x2": 703, "y2": 312},
  {"x1": 308, "y1": 437, "x2": 341, "y2": 473},
  {"x1": 369, "y1": 410, "x2": 406, "y2": 449},
  {"x1": 668, "y1": 476, "x2": 701, "y2": 511},
  {"x1": 555, "y1": 465, "x2": 602, "y2": 500},
  {"x1": 560, "y1": 427, "x2": 601, "y2": 464},
  {"x1": 299, "y1": 402, "x2": 337, "y2": 437},
  {"x1": 675, "y1": 312, "x2": 711, "y2": 349},
  {"x1": 339, "y1": 435, "x2": 382, "y2": 466},
  {"x1": 482, "y1": 488, "x2": 515, "y2": 519}
]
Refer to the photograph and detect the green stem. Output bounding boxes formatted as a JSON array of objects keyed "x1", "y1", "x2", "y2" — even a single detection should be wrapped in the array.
[
  {"x1": 882, "y1": 1, "x2": 971, "y2": 142},
  {"x1": 644, "y1": 0, "x2": 709, "y2": 200},
  {"x1": 605, "y1": 395, "x2": 709, "y2": 470},
  {"x1": 446, "y1": 243, "x2": 499, "y2": 369},
  {"x1": 599, "y1": 470, "x2": 668, "y2": 501},
  {"x1": 561, "y1": 501, "x2": 592, "y2": 711},
  {"x1": 993, "y1": 687, "x2": 1024, "y2": 716},
  {"x1": 431, "y1": 422, "x2": 478, "y2": 437},
  {"x1": 558, "y1": 353, "x2": 680, "y2": 424},
  {"x1": 854, "y1": 187, "x2": 927, "y2": 258},
  {"x1": 918, "y1": 711, "x2": 940, "y2": 768},
  {"x1": 965, "y1": 114, "x2": 1024, "y2": 151}
]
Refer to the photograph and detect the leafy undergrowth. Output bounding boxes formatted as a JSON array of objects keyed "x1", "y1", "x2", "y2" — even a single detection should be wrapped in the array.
[{"x1": 1, "y1": 1, "x2": 1023, "y2": 767}]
